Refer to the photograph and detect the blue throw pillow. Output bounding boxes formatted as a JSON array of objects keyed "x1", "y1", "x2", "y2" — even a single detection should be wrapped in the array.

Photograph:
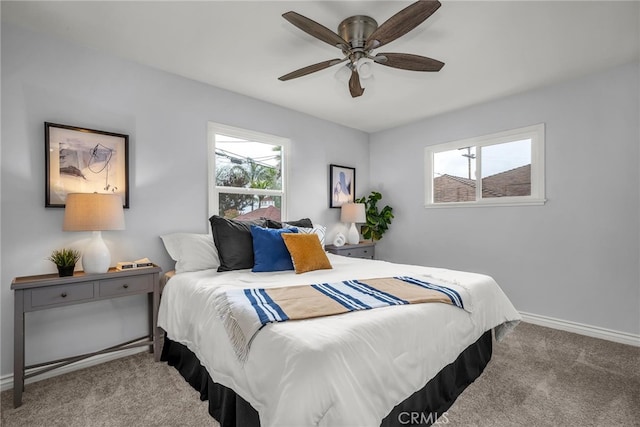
[{"x1": 250, "y1": 225, "x2": 298, "y2": 272}]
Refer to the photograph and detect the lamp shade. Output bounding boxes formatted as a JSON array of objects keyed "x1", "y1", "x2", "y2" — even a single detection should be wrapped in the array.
[
  {"x1": 340, "y1": 203, "x2": 366, "y2": 224},
  {"x1": 63, "y1": 193, "x2": 125, "y2": 231}
]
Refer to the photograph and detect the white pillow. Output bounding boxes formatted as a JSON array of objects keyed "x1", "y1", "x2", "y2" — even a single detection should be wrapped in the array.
[
  {"x1": 284, "y1": 224, "x2": 327, "y2": 247},
  {"x1": 160, "y1": 233, "x2": 219, "y2": 274}
]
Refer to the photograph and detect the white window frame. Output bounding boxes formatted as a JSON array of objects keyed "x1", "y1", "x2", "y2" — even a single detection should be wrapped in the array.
[
  {"x1": 424, "y1": 123, "x2": 546, "y2": 208},
  {"x1": 207, "y1": 122, "x2": 290, "y2": 219}
]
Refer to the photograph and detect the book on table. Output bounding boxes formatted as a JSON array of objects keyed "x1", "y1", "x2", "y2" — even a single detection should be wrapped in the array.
[{"x1": 116, "y1": 258, "x2": 154, "y2": 271}]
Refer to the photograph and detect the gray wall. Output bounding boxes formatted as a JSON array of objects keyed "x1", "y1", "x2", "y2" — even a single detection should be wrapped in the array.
[
  {"x1": 370, "y1": 62, "x2": 640, "y2": 335},
  {"x1": 0, "y1": 24, "x2": 369, "y2": 377},
  {"x1": 2, "y1": 21, "x2": 638, "y2": 382}
]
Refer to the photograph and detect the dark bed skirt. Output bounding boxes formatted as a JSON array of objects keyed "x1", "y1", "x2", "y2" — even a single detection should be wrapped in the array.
[{"x1": 161, "y1": 330, "x2": 492, "y2": 427}]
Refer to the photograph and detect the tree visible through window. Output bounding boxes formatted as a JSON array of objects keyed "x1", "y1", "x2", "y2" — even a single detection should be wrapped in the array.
[
  {"x1": 208, "y1": 123, "x2": 288, "y2": 220},
  {"x1": 425, "y1": 124, "x2": 545, "y2": 207}
]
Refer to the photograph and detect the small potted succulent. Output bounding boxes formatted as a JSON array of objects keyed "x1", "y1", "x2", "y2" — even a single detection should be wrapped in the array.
[{"x1": 47, "y1": 248, "x2": 81, "y2": 277}]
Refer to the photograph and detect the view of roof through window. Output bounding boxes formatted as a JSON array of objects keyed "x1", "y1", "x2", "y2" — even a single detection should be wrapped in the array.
[
  {"x1": 432, "y1": 138, "x2": 533, "y2": 203},
  {"x1": 434, "y1": 139, "x2": 531, "y2": 179}
]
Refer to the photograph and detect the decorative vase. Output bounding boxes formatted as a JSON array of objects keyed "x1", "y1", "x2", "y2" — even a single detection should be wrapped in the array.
[{"x1": 57, "y1": 265, "x2": 75, "y2": 277}]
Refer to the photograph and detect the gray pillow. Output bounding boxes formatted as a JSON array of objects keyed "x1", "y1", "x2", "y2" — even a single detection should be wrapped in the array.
[{"x1": 264, "y1": 218, "x2": 313, "y2": 229}]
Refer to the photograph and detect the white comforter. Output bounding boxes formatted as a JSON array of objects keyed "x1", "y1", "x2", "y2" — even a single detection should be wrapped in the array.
[{"x1": 158, "y1": 254, "x2": 521, "y2": 427}]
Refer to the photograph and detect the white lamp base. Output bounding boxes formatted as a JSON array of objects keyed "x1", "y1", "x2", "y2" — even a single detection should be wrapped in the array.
[
  {"x1": 346, "y1": 223, "x2": 360, "y2": 245},
  {"x1": 82, "y1": 231, "x2": 111, "y2": 274}
]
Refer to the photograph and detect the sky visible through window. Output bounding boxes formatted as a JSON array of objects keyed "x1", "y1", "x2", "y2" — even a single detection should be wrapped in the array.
[
  {"x1": 216, "y1": 134, "x2": 280, "y2": 168},
  {"x1": 433, "y1": 139, "x2": 531, "y2": 179}
]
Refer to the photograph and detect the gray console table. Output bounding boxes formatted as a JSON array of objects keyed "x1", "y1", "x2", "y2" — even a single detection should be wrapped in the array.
[
  {"x1": 11, "y1": 265, "x2": 162, "y2": 407},
  {"x1": 326, "y1": 241, "x2": 376, "y2": 259}
]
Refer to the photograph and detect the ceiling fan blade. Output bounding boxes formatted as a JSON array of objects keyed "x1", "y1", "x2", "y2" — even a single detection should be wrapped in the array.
[
  {"x1": 283, "y1": 11, "x2": 349, "y2": 50},
  {"x1": 278, "y1": 58, "x2": 347, "y2": 81},
  {"x1": 373, "y1": 53, "x2": 444, "y2": 71},
  {"x1": 365, "y1": 0, "x2": 441, "y2": 51},
  {"x1": 348, "y1": 69, "x2": 365, "y2": 98}
]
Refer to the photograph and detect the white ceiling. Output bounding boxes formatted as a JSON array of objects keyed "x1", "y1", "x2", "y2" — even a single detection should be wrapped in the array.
[{"x1": 2, "y1": 1, "x2": 639, "y2": 132}]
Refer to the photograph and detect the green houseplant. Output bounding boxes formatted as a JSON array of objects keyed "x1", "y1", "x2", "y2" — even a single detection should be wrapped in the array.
[
  {"x1": 47, "y1": 248, "x2": 81, "y2": 277},
  {"x1": 355, "y1": 191, "x2": 394, "y2": 241}
]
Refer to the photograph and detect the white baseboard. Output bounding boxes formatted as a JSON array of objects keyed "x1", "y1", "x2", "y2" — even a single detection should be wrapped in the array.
[
  {"x1": 520, "y1": 311, "x2": 640, "y2": 347},
  {"x1": 0, "y1": 347, "x2": 148, "y2": 392}
]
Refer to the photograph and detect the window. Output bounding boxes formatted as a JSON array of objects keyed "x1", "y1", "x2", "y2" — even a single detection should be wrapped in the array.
[
  {"x1": 424, "y1": 124, "x2": 545, "y2": 207},
  {"x1": 208, "y1": 122, "x2": 289, "y2": 220}
]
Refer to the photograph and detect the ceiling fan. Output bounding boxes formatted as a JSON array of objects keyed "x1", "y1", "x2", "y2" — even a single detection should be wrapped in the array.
[{"x1": 278, "y1": 0, "x2": 445, "y2": 98}]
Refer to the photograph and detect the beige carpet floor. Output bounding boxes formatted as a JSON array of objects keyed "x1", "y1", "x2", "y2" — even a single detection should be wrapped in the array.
[{"x1": 1, "y1": 322, "x2": 638, "y2": 426}]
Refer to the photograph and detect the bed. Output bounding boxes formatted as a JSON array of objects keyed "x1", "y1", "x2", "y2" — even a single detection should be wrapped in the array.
[{"x1": 157, "y1": 220, "x2": 521, "y2": 427}]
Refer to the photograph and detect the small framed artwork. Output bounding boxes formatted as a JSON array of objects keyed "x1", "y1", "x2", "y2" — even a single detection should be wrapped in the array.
[
  {"x1": 45, "y1": 122, "x2": 129, "y2": 208},
  {"x1": 329, "y1": 164, "x2": 355, "y2": 208}
]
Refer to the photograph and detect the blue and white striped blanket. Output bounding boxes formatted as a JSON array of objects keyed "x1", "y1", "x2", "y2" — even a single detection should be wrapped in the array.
[{"x1": 213, "y1": 276, "x2": 468, "y2": 362}]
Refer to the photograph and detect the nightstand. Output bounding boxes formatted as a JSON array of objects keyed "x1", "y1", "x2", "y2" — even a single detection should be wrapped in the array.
[
  {"x1": 325, "y1": 241, "x2": 376, "y2": 259},
  {"x1": 11, "y1": 265, "x2": 162, "y2": 407}
]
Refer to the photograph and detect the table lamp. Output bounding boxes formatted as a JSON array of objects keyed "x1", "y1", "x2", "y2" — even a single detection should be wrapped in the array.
[
  {"x1": 340, "y1": 202, "x2": 366, "y2": 245},
  {"x1": 63, "y1": 193, "x2": 125, "y2": 274}
]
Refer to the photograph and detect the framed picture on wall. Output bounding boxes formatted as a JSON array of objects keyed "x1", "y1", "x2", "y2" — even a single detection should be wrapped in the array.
[
  {"x1": 45, "y1": 122, "x2": 129, "y2": 208},
  {"x1": 329, "y1": 164, "x2": 355, "y2": 208}
]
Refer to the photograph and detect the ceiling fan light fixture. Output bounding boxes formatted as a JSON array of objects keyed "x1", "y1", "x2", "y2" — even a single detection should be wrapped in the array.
[
  {"x1": 334, "y1": 64, "x2": 352, "y2": 83},
  {"x1": 356, "y1": 58, "x2": 374, "y2": 79},
  {"x1": 279, "y1": 0, "x2": 444, "y2": 98}
]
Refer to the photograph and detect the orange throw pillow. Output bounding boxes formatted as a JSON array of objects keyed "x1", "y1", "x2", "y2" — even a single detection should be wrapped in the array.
[{"x1": 281, "y1": 233, "x2": 333, "y2": 274}]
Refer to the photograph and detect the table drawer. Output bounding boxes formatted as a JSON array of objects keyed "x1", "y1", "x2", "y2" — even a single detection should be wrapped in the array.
[
  {"x1": 341, "y1": 246, "x2": 374, "y2": 259},
  {"x1": 99, "y1": 275, "x2": 151, "y2": 297},
  {"x1": 30, "y1": 283, "x2": 95, "y2": 308}
]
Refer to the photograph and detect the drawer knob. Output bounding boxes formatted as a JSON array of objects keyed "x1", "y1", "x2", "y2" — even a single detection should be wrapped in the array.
[
  {"x1": 123, "y1": 284, "x2": 129, "y2": 289},
  {"x1": 61, "y1": 292, "x2": 67, "y2": 298}
]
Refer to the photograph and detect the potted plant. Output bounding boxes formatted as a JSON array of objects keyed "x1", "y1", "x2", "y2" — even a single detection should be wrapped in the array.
[
  {"x1": 355, "y1": 191, "x2": 394, "y2": 241},
  {"x1": 47, "y1": 248, "x2": 81, "y2": 277}
]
